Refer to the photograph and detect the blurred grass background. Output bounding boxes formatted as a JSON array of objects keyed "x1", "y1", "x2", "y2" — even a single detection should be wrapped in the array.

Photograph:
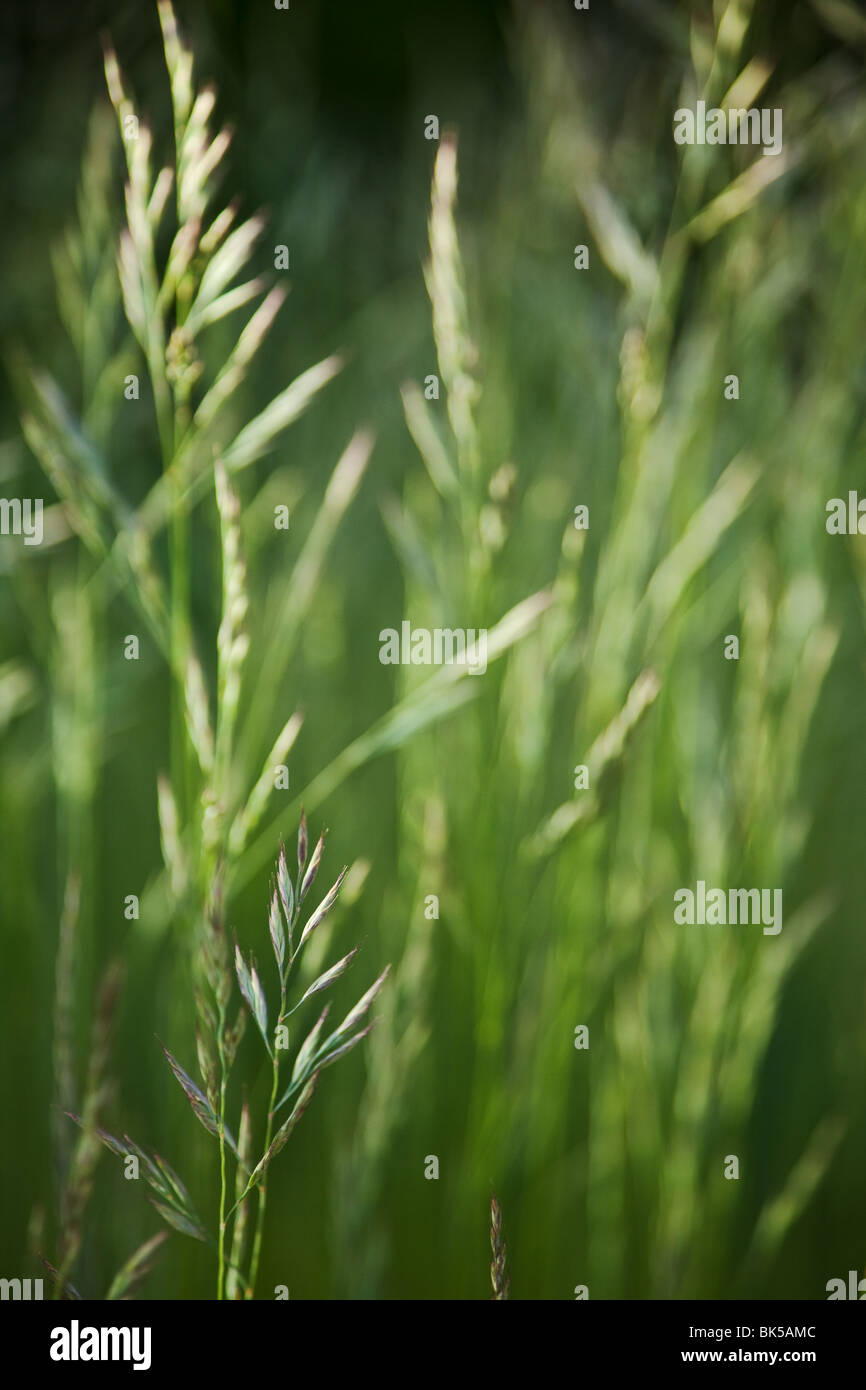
[{"x1": 2, "y1": 0, "x2": 866, "y2": 1299}]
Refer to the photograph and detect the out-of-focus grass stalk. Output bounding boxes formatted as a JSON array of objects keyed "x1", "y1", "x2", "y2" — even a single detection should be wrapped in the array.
[
  {"x1": 215, "y1": 991, "x2": 229, "y2": 1301},
  {"x1": 334, "y1": 795, "x2": 442, "y2": 1296},
  {"x1": 54, "y1": 962, "x2": 123, "y2": 1298},
  {"x1": 355, "y1": 0, "x2": 852, "y2": 1298}
]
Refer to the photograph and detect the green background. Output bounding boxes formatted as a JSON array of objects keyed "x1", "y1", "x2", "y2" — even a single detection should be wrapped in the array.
[{"x1": 1, "y1": 0, "x2": 865, "y2": 1299}]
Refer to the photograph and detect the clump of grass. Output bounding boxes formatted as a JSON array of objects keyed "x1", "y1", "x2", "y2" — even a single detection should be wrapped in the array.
[
  {"x1": 348, "y1": 7, "x2": 851, "y2": 1300},
  {"x1": 12, "y1": 0, "x2": 860, "y2": 1302},
  {"x1": 70, "y1": 816, "x2": 389, "y2": 1299},
  {"x1": 16, "y1": 0, "x2": 539, "y2": 1300},
  {"x1": 13, "y1": 0, "x2": 531, "y2": 953},
  {"x1": 12, "y1": 0, "x2": 350, "y2": 938}
]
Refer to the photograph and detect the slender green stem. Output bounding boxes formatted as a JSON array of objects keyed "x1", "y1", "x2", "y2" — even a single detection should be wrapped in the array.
[
  {"x1": 225, "y1": 1182, "x2": 255, "y2": 1224},
  {"x1": 245, "y1": 1063, "x2": 277, "y2": 1299},
  {"x1": 216, "y1": 1016, "x2": 228, "y2": 1301},
  {"x1": 169, "y1": 503, "x2": 188, "y2": 794},
  {"x1": 245, "y1": 977, "x2": 286, "y2": 1298}
]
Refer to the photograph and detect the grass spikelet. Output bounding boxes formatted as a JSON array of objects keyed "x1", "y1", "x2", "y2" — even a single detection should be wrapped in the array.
[{"x1": 105, "y1": 1232, "x2": 170, "y2": 1301}]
